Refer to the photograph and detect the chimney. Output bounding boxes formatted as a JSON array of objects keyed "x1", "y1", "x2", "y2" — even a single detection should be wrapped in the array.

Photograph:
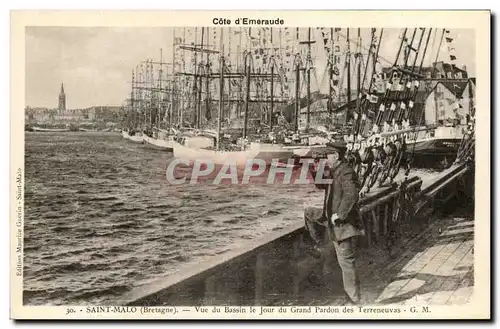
[{"x1": 461, "y1": 65, "x2": 467, "y2": 73}]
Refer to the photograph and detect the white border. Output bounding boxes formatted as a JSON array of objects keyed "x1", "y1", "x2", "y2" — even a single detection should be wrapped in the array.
[{"x1": 5, "y1": 1, "x2": 497, "y2": 328}]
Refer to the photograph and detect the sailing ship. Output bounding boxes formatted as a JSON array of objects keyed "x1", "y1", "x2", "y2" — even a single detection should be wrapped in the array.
[
  {"x1": 119, "y1": 27, "x2": 474, "y2": 174},
  {"x1": 121, "y1": 69, "x2": 144, "y2": 144},
  {"x1": 401, "y1": 29, "x2": 475, "y2": 166},
  {"x1": 121, "y1": 27, "x2": 335, "y2": 162},
  {"x1": 140, "y1": 50, "x2": 175, "y2": 152},
  {"x1": 169, "y1": 27, "x2": 294, "y2": 166},
  {"x1": 123, "y1": 56, "x2": 170, "y2": 147},
  {"x1": 332, "y1": 27, "x2": 476, "y2": 192},
  {"x1": 121, "y1": 130, "x2": 144, "y2": 144}
]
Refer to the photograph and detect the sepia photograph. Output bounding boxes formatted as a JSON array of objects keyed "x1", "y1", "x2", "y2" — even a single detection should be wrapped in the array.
[{"x1": 11, "y1": 10, "x2": 490, "y2": 320}]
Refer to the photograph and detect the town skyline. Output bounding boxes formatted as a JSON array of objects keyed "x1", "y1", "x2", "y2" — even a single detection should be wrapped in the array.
[
  {"x1": 26, "y1": 27, "x2": 475, "y2": 109},
  {"x1": 25, "y1": 80, "x2": 120, "y2": 110}
]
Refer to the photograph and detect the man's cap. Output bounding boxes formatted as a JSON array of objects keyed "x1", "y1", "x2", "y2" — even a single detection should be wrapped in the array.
[
  {"x1": 310, "y1": 139, "x2": 347, "y2": 158},
  {"x1": 325, "y1": 140, "x2": 347, "y2": 152}
]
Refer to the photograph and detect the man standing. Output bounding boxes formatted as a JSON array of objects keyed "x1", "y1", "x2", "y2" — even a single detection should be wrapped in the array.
[{"x1": 304, "y1": 140, "x2": 364, "y2": 305}]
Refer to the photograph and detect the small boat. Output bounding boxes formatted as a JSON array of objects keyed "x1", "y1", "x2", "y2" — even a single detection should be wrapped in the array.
[
  {"x1": 255, "y1": 132, "x2": 332, "y2": 160},
  {"x1": 143, "y1": 135, "x2": 174, "y2": 152},
  {"x1": 172, "y1": 141, "x2": 256, "y2": 167},
  {"x1": 121, "y1": 130, "x2": 144, "y2": 144},
  {"x1": 32, "y1": 126, "x2": 69, "y2": 132},
  {"x1": 405, "y1": 125, "x2": 465, "y2": 166},
  {"x1": 406, "y1": 125, "x2": 464, "y2": 156},
  {"x1": 172, "y1": 140, "x2": 295, "y2": 167}
]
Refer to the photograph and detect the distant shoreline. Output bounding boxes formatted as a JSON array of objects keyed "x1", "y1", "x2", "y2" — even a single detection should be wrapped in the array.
[{"x1": 25, "y1": 129, "x2": 121, "y2": 134}]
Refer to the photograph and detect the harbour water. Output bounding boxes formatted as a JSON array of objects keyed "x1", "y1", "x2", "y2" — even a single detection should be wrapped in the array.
[
  {"x1": 24, "y1": 132, "x2": 444, "y2": 306},
  {"x1": 23, "y1": 132, "x2": 324, "y2": 306}
]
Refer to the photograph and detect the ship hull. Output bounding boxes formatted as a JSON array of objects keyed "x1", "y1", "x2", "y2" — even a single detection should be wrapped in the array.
[
  {"x1": 406, "y1": 138, "x2": 462, "y2": 156},
  {"x1": 142, "y1": 135, "x2": 174, "y2": 152},
  {"x1": 32, "y1": 127, "x2": 69, "y2": 132},
  {"x1": 247, "y1": 143, "x2": 298, "y2": 165},
  {"x1": 283, "y1": 144, "x2": 332, "y2": 159},
  {"x1": 405, "y1": 137, "x2": 463, "y2": 168},
  {"x1": 172, "y1": 142, "x2": 294, "y2": 167},
  {"x1": 121, "y1": 130, "x2": 144, "y2": 144},
  {"x1": 172, "y1": 141, "x2": 257, "y2": 167}
]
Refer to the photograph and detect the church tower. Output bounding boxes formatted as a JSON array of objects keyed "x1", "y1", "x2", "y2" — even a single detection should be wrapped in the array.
[{"x1": 58, "y1": 82, "x2": 66, "y2": 112}]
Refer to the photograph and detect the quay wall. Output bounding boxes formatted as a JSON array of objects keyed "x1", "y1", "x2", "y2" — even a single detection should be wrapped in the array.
[{"x1": 113, "y1": 163, "x2": 474, "y2": 306}]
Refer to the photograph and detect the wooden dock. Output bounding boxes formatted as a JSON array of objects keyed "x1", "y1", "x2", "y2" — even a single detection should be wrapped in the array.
[
  {"x1": 298, "y1": 212, "x2": 474, "y2": 306},
  {"x1": 112, "y1": 163, "x2": 475, "y2": 307},
  {"x1": 372, "y1": 216, "x2": 474, "y2": 306}
]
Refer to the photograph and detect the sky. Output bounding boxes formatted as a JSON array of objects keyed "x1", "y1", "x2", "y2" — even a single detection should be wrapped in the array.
[{"x1": 25, "y1": 27, "x2": 475, "y2": 109}]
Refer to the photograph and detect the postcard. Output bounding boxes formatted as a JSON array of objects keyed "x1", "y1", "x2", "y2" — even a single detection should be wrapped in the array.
[{"x1": 11, "y1": 9, "x2": 490, "y2": 320}]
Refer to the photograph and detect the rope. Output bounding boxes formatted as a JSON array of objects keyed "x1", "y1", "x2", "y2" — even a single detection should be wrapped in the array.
[
  {"x1": 335, "y1": 30, "x2": 402, "y2": 68},
  {"x1": 434, "y1": 29, "x2": 445, "y2": 64},
  {"x1": 387, "y1": 176, "x2": 415, "y2": 250}
]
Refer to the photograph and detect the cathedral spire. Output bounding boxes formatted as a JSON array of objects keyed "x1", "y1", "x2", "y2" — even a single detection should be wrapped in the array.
[{"x1": 58, "y1": 82, "x2": 66, "y2": 111}]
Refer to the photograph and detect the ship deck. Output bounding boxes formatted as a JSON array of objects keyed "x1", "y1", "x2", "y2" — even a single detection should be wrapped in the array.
[{"x1": 296, "y1": 213, "x2": 474, "y2": 306}]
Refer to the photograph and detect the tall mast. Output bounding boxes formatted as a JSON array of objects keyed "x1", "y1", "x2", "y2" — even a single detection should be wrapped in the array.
[
  {"x1": 176, "y1": 28, "x2": 219, "y2": 128},
  {"x1": 419, "y1": 28, "x2": 432, "y2": 70},
  {"x1": 243, "y1": 28, "x2": 252, "y2": 140},
  {"x1": 196, "y1": 27, "x2": 205, "y2": 128},
  {"x1": 165, "y1": 52, "x2": 171, "y2": 130},
  {"x1": 434, "y1": 28, "x2": 446, "y2": 67},
  {"x1": 217, "y1": 28, "x2": 224, "y2": 150},
  {"x1": 366, "y1": 28, "x2": 382, "y2": 93},
  {"x1": 172, "y1": 28, "x2": 177, "y2": 127},
  {"x1": 294, "y1": 28, "x2": 300, "y2": 133},
  {"x1": 240, "y1": 27, "x2": 246, "y2": 118},
  {"x1": 404, "y1": 29, "x2": 418, "y2": 67},
  {"x1": 356, "y1": 28, "x2": 380, "y2": 136},
  {"x1": 226, "y1": 27, "x2": 231, "y2": 121},
  {"x1": 356, "y1": 28, "x2": 361, "y2": 98},
  {"x1": 205, "y1": 27, "x2": 211, "y2": 122},
  {"x1": 136, "y1": 64, "x2": 140, "y2": 128},
  {"x1": 142, "y1": 64, "x2": 146, "y2": 128},
  {"x1": 180, "y1": 27, "x2": 186, "y2": 126},
  {"x1": 373, "y1": 29, "x2": 407, "y2": 128},
  {"x1": 143, "y1": 51, "x2": 171, "y2": 134},
  {"x1": 131, "y1": 69, "x2": 135, "y2": 129},
  {"x1": 269, "y1": 27, "x2": 274, "y2": 129},
  {"x1": 307, "y1": 28, "x2": 311, "y2": 132},
  {"x1": 346, "y1": 28, "x2": 351, "y2": 105},
  {"x1": 141, "y1": 64, "x2": 146, "y2": 129},
  {"x1": 387, "y1": 28, "x2": 417, "y2": 125},
  {"x1": 157, "y1": 49, "x2": 163, "y2": 137},
  {"x1": 134, "y1": 66, "x2": 138, "y2": 128},
  {"x1": 193, "y1": 27, "x2": 199, "y2": 127},
  {"x1": 294, "y1": 54, "x2": 300, "y2": 132},
  {"x1": 148, "y1": 59, "x2": 153, "y2": 131},
  {"x1": 328, "y1": 28, "x2": 334, "y2": 115},
  {"x1": 300, "y1": 27, "x2": 315, "y2": 132},
  {"x1": 279, "y1": 29, "x2": 284, "y2": 104},
  {"x1": 146, "y1": 60, "x2": 150, "y2": 130}
]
